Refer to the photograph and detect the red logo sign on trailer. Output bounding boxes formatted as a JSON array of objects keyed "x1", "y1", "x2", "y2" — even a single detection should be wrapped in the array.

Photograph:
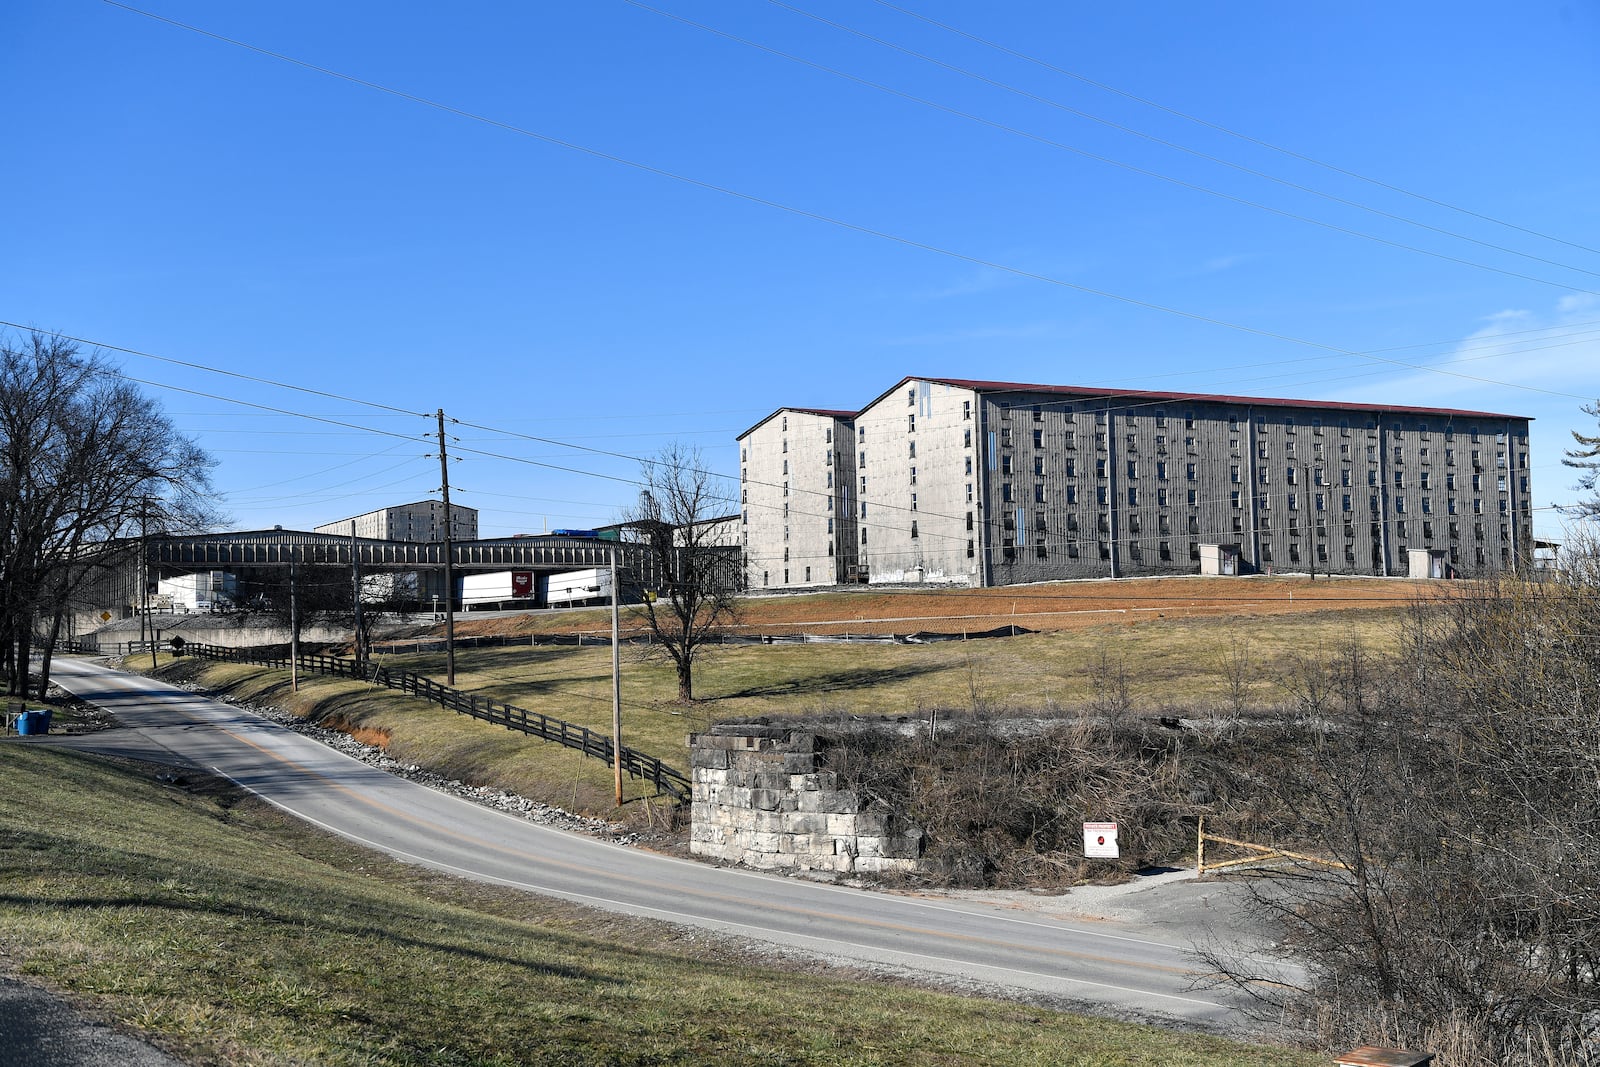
[{"x1": 511, "y1": 571, "x2": 533, "y2": 597}]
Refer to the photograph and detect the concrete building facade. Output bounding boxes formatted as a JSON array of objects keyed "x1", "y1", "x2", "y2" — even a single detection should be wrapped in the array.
[
  {"x1": 738, "y1": 408, "x2": 859, "y2": 589},
  {"x1": 314, "y1": 500, "x2": 478, "y2": 543},
  {"x1": 740, "y1": 377, "x2": 1533, "y2": 588}
]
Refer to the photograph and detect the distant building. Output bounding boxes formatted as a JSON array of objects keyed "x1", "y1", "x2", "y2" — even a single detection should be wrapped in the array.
[
  {"x1": 739, "y1": 377, "x2": 1533, "y2": 588},
  {"x1": 315, "y1": 500, "x2": 477, "y2": 543},
  {"x1": 156, "y1": 570, "x2": 236, "y2": 612}
]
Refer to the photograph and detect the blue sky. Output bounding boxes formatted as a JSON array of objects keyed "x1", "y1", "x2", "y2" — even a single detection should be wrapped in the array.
[{"x1": 6, "y1": 1, "x2": 1600, "y2": 541}]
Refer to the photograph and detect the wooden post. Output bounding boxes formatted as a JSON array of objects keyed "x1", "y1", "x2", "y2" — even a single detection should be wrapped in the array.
[
  {"x1": 437, "y1": 409, "x2": 457, "y2": 687},
  {"x1": 611, "y1": 544, "x2": 623, "y2": 806},
  {"x1": 289, "y1": 557, "x2": 299, "y2": 693},
  {"x1": 1197, "y1": 815, "x2": 1206, "y2": 877}
]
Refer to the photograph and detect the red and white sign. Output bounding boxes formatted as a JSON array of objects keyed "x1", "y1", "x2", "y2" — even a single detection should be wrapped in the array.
[
  {"x1": 1083, "y1": 821, "x2": 1120, "y2": 859},
  {"x1": 511, "y1": 571, "x2": 533, "y2": 598}
]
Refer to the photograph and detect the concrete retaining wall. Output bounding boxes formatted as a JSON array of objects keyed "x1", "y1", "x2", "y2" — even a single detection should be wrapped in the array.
[{"x1": 688, "y1": 724, "x2": 923, "y2": 874}]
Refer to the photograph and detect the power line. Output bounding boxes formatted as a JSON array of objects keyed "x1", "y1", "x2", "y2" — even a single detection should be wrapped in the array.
[
  {"x1": 626, "y1": 0, "x2": 1600, "y2": 295},
  {"x1": 0, "y1": 320, "x2": 430, "y2": 422},
  {"x1": 102, "y1": 352, "x2": 1551, "y2": 556},
  {"x1": 867, "y1": 0, "x2": 1600, "y2": 260},
  {"x1": 91, "y1": 4, "x2": 1597, "y2": 403}
]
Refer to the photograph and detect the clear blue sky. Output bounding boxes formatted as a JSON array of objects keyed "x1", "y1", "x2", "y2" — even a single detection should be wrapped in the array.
[{"x1": 6, "y1": 1, "x2": 1599, "y2": 541}]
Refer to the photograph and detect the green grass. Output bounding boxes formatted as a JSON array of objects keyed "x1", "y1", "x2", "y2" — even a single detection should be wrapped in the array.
[
  {"x1": 0, "y1": 745, "x2": 1323, "y2": 1066},
  {"x1": 146, "y1": 604, "x2": 1410, "y2": 816}
]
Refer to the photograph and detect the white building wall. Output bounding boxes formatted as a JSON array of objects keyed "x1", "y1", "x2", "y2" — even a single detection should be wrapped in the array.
[
  {"x1": 740, "y1": 410, "x2": 856, "y2": 589},
  {"x1": 315, "y1": 501, "x2": 478, "y2": 543},
  {"x1": 742, "y1": 378, "x2": 1532, "y2": 588},
  {"x1": 156, "y1": 571, "x2": 236, "y2": 611},
  {"x1": 856, "y1": 380, "x2": 980, "y2": 585}
]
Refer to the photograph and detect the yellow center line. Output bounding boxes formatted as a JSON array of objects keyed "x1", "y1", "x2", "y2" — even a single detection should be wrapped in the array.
[{"x1": 70, "y1": 666, "x2": 1215, "y2": 1002}]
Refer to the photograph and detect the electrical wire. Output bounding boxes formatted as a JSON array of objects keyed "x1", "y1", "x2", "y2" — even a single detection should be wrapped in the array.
[
  {"x1": 866, "y1": 0, "x2": 1600, "y2": 259},
  {"x1": 90, "y1": 4, "x2": 1599, "y2": 404},
  {"x1": 630, "y1": 0, "x2": 1600, "y2": 290}
]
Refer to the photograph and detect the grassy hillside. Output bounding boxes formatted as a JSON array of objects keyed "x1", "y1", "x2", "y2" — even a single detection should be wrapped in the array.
[
  {"x1": 149, "y1": 589, "x2": 1411, "y2": 817},
  {"x1": 0, "y1": 745, "x2": 1323, "y2": 1066}
]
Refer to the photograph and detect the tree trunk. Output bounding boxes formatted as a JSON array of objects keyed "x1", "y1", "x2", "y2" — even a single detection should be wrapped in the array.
[
  {"x1": 35, "y1": 601, "x2": 63, "y2": 701},
  {"x1": 0, "y1": 619, "x2": 13, "y2": 694},
  {"x1": 14, "y1": 624, "x2": 32, "y2": 698},
  {"x1": 676, "y1": 657, "x2": 693, "y2": 703}
]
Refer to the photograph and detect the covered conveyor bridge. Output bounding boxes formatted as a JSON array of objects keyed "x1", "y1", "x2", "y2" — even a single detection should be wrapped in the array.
[{"x1": 149, "y1": 529, "x2": 640, "y2": 574}]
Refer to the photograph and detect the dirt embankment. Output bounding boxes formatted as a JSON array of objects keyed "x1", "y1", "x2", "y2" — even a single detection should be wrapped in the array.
[{"x1": 453, "y1": 574, "x2": 1444, "y2": 639}]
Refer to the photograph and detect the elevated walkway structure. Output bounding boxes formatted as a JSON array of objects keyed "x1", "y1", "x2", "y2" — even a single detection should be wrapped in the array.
[{"x1": 149, "y1": 530, "x2": 636, "y2": 574}]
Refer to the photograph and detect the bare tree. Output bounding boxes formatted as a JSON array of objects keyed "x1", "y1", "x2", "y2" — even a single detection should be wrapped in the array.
[
  {"x1": 623, "y1": 443, "x2": 739, "y2": 702},
  {"x1": 230, "y1": 564, "x2": 362, "y2": 649},
  {"x1": 0, "y1": 331, "x2": 217, "y2": 697},
  {"x1": 1200, "y1": 575, "x2": 1600, "y2": 1063}
]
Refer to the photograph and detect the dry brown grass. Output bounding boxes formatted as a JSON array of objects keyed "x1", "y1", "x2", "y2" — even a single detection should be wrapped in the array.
[
  {"x1": 321, "y1": 714, "x2": 392, "y2": 749},
  {"x1": 449, "y1": 574, "x2": 1452, "y2": 640}
]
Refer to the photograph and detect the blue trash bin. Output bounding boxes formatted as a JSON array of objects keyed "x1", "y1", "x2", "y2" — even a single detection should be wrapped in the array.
[
  {"x1": 15, "y1": 711, "x2": 38, "y2": 736},
  {"x1": 37, "y1": 709, "x2": 52, "y2": 733}
]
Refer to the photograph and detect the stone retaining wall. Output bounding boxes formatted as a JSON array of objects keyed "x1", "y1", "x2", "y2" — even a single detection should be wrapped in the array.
[{"x1": 688, "y1": 724, "x2": 923, "y2": 874}]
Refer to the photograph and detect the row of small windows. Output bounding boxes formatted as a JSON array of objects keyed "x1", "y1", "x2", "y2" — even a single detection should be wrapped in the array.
[
  {"x1": 833, "y1": 509, "x2": 1515, "y2": 546},
  {"x1": 758, "y1": 537, "x2": 1512, "y2": 582},
  {"x1": 767, "y1": 405, "x2": 1523, "y2": 448},
  {"x1": 988, "y1": 403, "x2": 1521, "y2": 445},
  {"x1": 752, "y1": 455, "x2": 1524, "y2": 499}
]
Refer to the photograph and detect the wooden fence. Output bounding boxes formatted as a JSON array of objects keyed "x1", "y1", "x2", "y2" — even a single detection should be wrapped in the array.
[{"x1": 153, "y1": 642, "x2": 691, "y2": 802}]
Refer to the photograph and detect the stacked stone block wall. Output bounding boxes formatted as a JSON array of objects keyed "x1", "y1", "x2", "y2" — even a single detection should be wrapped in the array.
[{"x1": 688, "y1": 725, "x2": 923, "y2": 874}]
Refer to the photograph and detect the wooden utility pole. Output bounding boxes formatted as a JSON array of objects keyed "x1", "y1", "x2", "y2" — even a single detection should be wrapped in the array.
[
  {"x1": 610, "y1": 543, "x2": 623, "y2": 806},
  {"x1": 1304, "y1": 463, "x2": 1315, "y2": 581},
  {"x1": 140, "y1": 500, "x2": 156, "y2": 669},
  {"x1": 349, "y1": 521, "x2": 364, "y2": 673},
  {"x1": 139, "y1": 500, "x2": 149, "y2": 654},
  {"x1": 437, "y1": 409, "x2": 457, "y2": 687},
  {"x1": 289, "y1": 555, "x2": 299, "y2": 693}
]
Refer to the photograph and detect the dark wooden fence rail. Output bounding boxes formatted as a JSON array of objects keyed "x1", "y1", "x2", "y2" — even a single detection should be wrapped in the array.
[{"x1": 129, "y1": 641, "x2": 691, "y2": 801}]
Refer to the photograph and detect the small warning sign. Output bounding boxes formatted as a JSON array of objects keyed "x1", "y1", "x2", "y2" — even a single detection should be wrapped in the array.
[
  {"x1": 1083, "y1": 821, "x2": 1119, "y2": 859},
  {"x1": 100, "y1": 611, "x2": 112, "y2": 622}
]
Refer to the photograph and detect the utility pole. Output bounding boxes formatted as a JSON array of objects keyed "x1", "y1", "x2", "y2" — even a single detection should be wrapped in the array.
[
  {"x1": 349, "y1": 521, "x2": 364, "y2": 674},
  {"x1": 1304, "y1": 463, "x2": 1315, "y2": 581},
  {"x1": 610, "y1": 543, "x2": 623, "y2": 807},
  {"x1": 289, "y1": 553, "x2": 299, "y2": 693},
  {"x1": 437, "y1": 409, "x2": 457, "y2": 687},
  {"x1": 139, "y1": 500, "x2": 151, "y2": 664},
  {"x1": 139, "y1": 500, "x2": 149, "y2": 653}
]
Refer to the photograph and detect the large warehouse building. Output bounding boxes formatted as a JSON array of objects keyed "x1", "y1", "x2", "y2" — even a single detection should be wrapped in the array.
[
  {"x1": 737, "y1": 377, "x2": 1533, "y2": 589},
  {"x1": 314, "y1": 500, "x2": 478, "y2": 543}
]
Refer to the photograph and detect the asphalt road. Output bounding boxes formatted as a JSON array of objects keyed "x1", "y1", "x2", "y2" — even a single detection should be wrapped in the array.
[
  {"x1": 44, "y1": 656, "x2": 1268, "y2": 1030},
  {"x1": 0, "y1": 978, "x2": 185, "y2": 1067}
]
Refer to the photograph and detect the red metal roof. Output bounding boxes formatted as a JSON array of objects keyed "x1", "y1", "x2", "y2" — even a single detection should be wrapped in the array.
[{"x1": 861, "y1": 375, "x2": 1527, "y2": 421}]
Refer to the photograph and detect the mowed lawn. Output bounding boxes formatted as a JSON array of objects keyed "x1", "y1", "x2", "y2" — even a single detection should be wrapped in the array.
[{"x1": 0, "y1": 745, "x2": 1325, "y2": 1066}]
